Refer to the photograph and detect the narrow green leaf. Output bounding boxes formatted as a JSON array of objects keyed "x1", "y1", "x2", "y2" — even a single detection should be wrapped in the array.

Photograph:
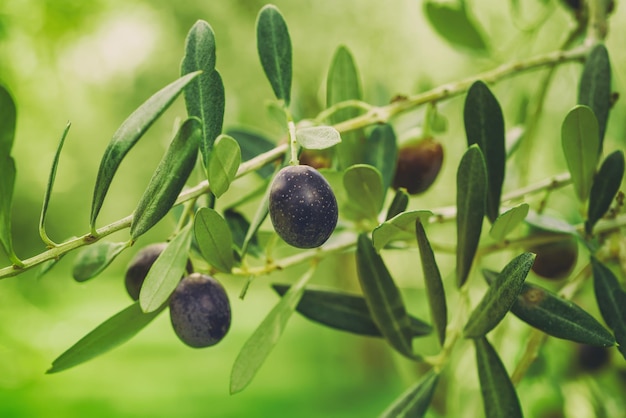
[
  {"x1": 578, "y1": 44, "x2": 611, "y2": 148},
  {"x1": 456, "y1": 145, "x2": 487, "y2": 287},
  {"x1": 484, "y1": 270, "x2": 615, "y2": 346},
  {"x1": 356, "y1": 233, "x2": 418, "y2": 360},
  {"x1": 343, "y1": 164, "x2": 384, "y2": 222},
  {"x1": 47, "y1": 302, "x2": 164, "y2": 374},
  {"x1": 415, "y1": 219, "x2": 447, "y2": 346},
  {"x1": 464, "y1": 252, "x2": 535, "y2": 338},
  {"x1": 130, "y1": 118, "x2": 201, "y2": 240},
  {"x1": 489, "y1": 203, "x2": 529, "y2": 241},
  {"x1": 0, "y1": 84, "x2": 16, "y2": 155},
  {"x1": 240, "y1": 166, "x2": 278, "y2": 257},
  {"x1": 474, "y1": 337, "x2": 523, "y2": 418},
  {"x1": 72, "y1": 241, "x2": 128, "y2": 282},
  {"x1": 139, "y1": 224, "x2": 193, "y2": 313},
  {"x1": 90, "y1": 71, "x2": 201, "y2": 229},
  {"x1": 525, "y1": 210, "x2": 578, "y2": 235},
  {"x1": 207, "y1": 134, "x2": 241, "y2": 198},
  {"x1": 230, "y1": 265, "x2": 315, "y2": 394},
  {"x1": 591, "y1": 257, "x2": 626, "y2": 359},
  {"x1": 586, "y1": 150, "x2": 624, "y2": 234},
  {"x1": 380, "y1": 369, "x2": 439, "y2": 418},
  {"x1": 256, "y1": 4, "x2": 292, "y2": 105},
  {"x1": 226, "y1": 128, "x2": 276, "y2": 178},
  {"x1": 0, "y1": 154, "x2": 17, "y2": 261},
  {"x1": 373, "y1": 210, "x2": 433, "y2": 252},
  {"x1": 424, "y1": 1, "x2": 489, "y2": 53},
  {"x1": 225, "y1": 209, "x2": 262, "y2": 257},
  {"x1": 385, "y1": 188, "x2": 410, "y2": 221},
  {"x1": 39, "y1": 122, "x2": 71, "y2": 245},
  {"x1": 194, "y1": 207, "x2": 235, "y2": 273},
  {"x1": 365, "y1": 124, "x2": 398, "y2": 193},
  {"x1": 296, "y1": 125, "x2": 341, "y2": 150},
  {"x1": 272, "y1": 284, "x2": 432, "y2": 338},
  {"x1": 326, "y1": 45, "x2": 364, "y2": 168},
  {"x1": 561, "y1": 105, "x2": 600, "y2": 202},
  {"x1": 464, "y1": 81, "x2": 505, "y2": 222}
]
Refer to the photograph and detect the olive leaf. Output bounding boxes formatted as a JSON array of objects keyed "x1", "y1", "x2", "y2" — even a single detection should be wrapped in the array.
[
  {"x1": 489, "y1": 203, "x2": 529, "y2": 242},
  {"x1": 207, "y1": 134, "x2": 241, "y2": 198},
  {"x1": 586, "y1": 150, "x2": 624, "y2": 234},
  {"x1": 525, "y1": 210, "x2": 579, "y2": 235},
  {"x1": 591, "y1": 257, "x2": 626, "y2": 359},
  {"x1": 356, "y1": 233, "x2": 418, "y2": 360},
  {"x1": 72, "y1": 241, "x2": 129, "y2": 282},
  {"x1": 272, "y1": 284, "x2": 432, "y2": 338},
  {"x1": 373, "y1": 210, "x2": 433, "y2": 252},
  {"x1": 230, "y1": 265, "x2": 315, "y2": 394},
  {"x1": 464, "y1": 81, "x2": 505, "y2": 222},
  {"x1": 464, "y1": 252, "x2": 535, "y2": 338},
  {"x1": 456, "y1": 145, "x2": 487, "y2": 287},
  {"x1": 225, "y1": 209, "x2": 262, "y2": 258},
  {"x1": 484, "y1": 269, "x2": 615, "y2": 346},
  {"x1": 0, "y1": 84, "x2": 18, "y2": 263},
  {"x1": 256, "y1": 4, "x2": 292, "y2": 105},
  {"x1": 139, "y1": 223, "x2": 193, "y2": 313},
  {"x1": 578, "y1": 44, "x2": 611, "y2": 149},
  {"x1": 47, "y1": 302, "x2": 165, "y2": 374},
  {"x1": 194, "y1": 207, "x2": 235, "y2": 273},
  {"x1": 365, "y1": 124, "x2": 398, "y2": 193},
  {"x1": 0, "y1": 84, "x2": 16, "y2": 155},
  {"x1": 415, "y1": 219, "x2": 447, "y2": 346},
  {"x1": 385, "y1": 188, "x2": 410, "y2": 221},
  {"x1": 39, "y1": 122, "x2": 71, "y2": 245},
  {"x1": 474, "y1": 337, "x2": 523, "y2": 418},
  {"x1": 130, "y1": 118, "x2": 201, "y2": 240},
  {"x1": 90, "y1": 71, "x2": 201, "y2": 229},
  {"x1": 181, "y1": 20, "x2": 225, "y2": 171},
  {"x1": 423, "y1": 1, "x2": 489, "y2": 53},
  {"x1": 226, "y1": 128, "x2": 276, "y2": 179},
  {"x1": 295, "y1": 125, "x2": 341, "y2": 150},
  {"x1": 380, "y1": 369, "x2": 439, "y2": 418},
  {"x1": 343, "y1": 164, "x2": 384, "y2": 222},
  {"x1": 561, "y1": 105, "x2": 600, "y2": 202}
]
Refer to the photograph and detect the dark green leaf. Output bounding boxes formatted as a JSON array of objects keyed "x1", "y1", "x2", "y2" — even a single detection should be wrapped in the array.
[
  {"x1": 47, "y1": 302, "x2": 164, "y2": 374},
  {"x1": 39, "y1": 122, "x2": 71, "y2": 245},
  {"x1": 489, "y1": 203, "x2": 529, "y2": 241},
  {"x1": 579, "y1": 44, "x2": 611, "y2": 148},
  {"x1": 365, "y1": 124, "x2": 398, "y2": 193},
  {"x1": 343, "y1": 164, "x2": 384, "y2": 222},
  {"x1": 464, "y1": 252, "x2": 535, "y2": 338},
  {"x1": 415, "y1": 219, "x2": 447, "y2": 346},
  {"x1": 484, "y1": 269, "x2": 615, "y2": 346},
  {"x1": 256, "y1": 4, "x2": 292, "y2": 105},
  {"x1": 90, "y1": 71, "x2": 201, "y2": 229},
  {"x1": 226, "y1": 128, "x2": 276, "y2": 178},
  {"x1": 207, "y1": 134, "x2": 241, "y2": 198},
  {"x1": 474, "y1": 337, "x2": 523, "y2": 418},
  {"x1": 194, "y1": 207, "x2": 235, "y2": 273},
  {"x1": 139, "y1": 224, "x2": 193, "y2": 313},
  {"x1": 0, "y1": 155, "x2": 17, "y2": 261},
  {"x1": 464, "y1": 81, "x2": 505, "y2": 222},
  {"x1": 424, "y1": 1, "x2": 489, "y2": 53},
  {"x1": 225, "y1": 209, "x2": 262, "y2": 257},
  {"x1": 0, "y1": 84, "x2": 16, "y2": 155},
  {"x1": 72, "y1": 241, "x2": 128, "y2": 282},
  {"x1": 561, "y1": 105, "x2": 600, "y2": 202},
  {"x1": 272, "y1": 284, "x2": 432, "y2": 338},
  {"x1": 356, "y1": 233, "x2": 418, "y2": 360},
  {"x1": 586, "y1": 150, "x2": 624, "y2": 234},
  {"x1": 456, "y1": 145, "x2": 487, "y2": 287},
  {"x1": 380, "y1": 369, "x2": 439, "y2": 418},
  {"x1": 591, "y1": 257, "x2": 626, "y2": 359},
  {"x1": 130, "y1": 118, "x2": 201, "y2": 240},
  {"x1": 385, "y1": 188, "x2": 410, "y2": 221},
  {"x1": 230, "y1": 265, "x2": 315, "y2": 394},
  {"x1": 373, "y1": 210, "x2": 432, "y2": 252}
]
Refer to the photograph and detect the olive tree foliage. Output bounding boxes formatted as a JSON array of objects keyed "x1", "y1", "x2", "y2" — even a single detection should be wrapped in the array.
[{"x1": 0, "y1": 0, "x2": 625, "y2": 416}]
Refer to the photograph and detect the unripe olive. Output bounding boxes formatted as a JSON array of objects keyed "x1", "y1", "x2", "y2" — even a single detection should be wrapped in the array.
[
  {"x1": 528, "y1": 234, "x2": 579, "y2": 280},
  {"x1": 392, "y1": 138, "x2": 444, "y2": 195},
  {"x1": 169, "y1": 273, "x2": 231, "y2": 348},
  {"x1": 269, "y1": 165, "x2": 338, "y2": 248}
]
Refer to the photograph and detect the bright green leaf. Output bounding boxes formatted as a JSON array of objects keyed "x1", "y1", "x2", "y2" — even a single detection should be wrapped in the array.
[
  {"x1": 0, "y1": 84, "x2": 16, "y2": 155},
  {"x1": 373, "y1": 210, "x2": 433, "y2": 252},
  {"x1": 343, "y1": 164, "x2": 384, "y2": 222},
  {"x1": 139, "y1": 224, "x2": 193, "y2": 313},
  {"x1": 256, "y1": 4, "x2": 292, "y2": 105},
  {"x1": 586, "y1": 150, "x2": 624, "y2": 234},
  {"x1": 489, "y1": 203, "x2": 529, "y2": 241},
  {"x1": 72, "y1": 241, "x2": 128, "y2": 282},
  {"x1": 296, "y1": 125, "x2": 341, "y2": 150},
  {"x1": 424, "y1": 1, "x2": 489, "y2": 53},
  {"x1": 208, "y1": 134, "x2": 241, "y2": 198},
  {"x1": 0, "y1": 154, "x2": 17, "y2": 262},
  {"x1": 365, "y1": 124, "x2": 398, "y2": 193},
  {"x1": 561, "y1": 105, "x2": 600, "y2": 202},
  {"x1": 194, "y1": 207, "x2": 235, "y2": 273},
  {"x1": 525, "y1": 210, "x2": 579, "y2": 235},
  {"x1": 579, "y1": 44, "x2": 611, "y2": 148},
  {"x1": 591, "y1": 257, "x2": 626, "y2": 359},
  {"x1": 380, "y1": 369, "x2": 439, "y2": 418},
  {"x1": 226, "y1": 128, "x2": 276, "y2": 179}
]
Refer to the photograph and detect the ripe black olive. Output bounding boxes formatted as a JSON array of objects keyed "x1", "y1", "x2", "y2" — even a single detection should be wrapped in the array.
[
  {"x1": 529, "y1": 235, "x2": 578, "y2": 280},
  {"x1": 269, "y1": 165, "x2": 338, "y2": 248},
  {"x1": 169, "y1": 273, "x2": 231, "y2": 348},
  {"x1": 392, "y1": 138, "x2": 444, "y2": 195}
]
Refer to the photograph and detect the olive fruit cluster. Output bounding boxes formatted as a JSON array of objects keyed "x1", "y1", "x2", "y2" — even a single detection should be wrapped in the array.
[
  {"x1": 392, "y1": 137, "x2": 444, "y2": 195},
  {"x1": 269, "y1": 165, "x2": 338, "y2": 248}
]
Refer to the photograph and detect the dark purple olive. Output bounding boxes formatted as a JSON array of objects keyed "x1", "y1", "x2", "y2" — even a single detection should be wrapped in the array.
[
  {"x1": 529, "y1": 235, "x2": 579, "y2": 280},
  {"x1": 576, "y1": 344, "x2": 610, "y2": 372},
  {"x1": 169, "y1": 273, "x2": 231, "y2": 348},
  {"x1": 392, "y1": 138, "x2": 444, "y2": 195},
  {"x1": 269, "y1": 165, "x2": 338, "y2": 248}
]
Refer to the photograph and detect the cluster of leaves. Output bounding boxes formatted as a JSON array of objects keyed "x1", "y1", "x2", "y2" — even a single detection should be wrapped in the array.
[{"x1": 0, "y1": 1, "x2": 625, "y2": 417}]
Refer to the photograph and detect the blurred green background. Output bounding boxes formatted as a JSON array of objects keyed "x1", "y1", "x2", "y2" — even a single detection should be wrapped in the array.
[{"x1": 1, "y1": 0, "x2": 626, "y2": 417}]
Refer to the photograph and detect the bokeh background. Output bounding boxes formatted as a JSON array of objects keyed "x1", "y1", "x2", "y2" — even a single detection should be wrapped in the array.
[{"x1": 1, "y1": 0, "x2": 625, "y2": 417}]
